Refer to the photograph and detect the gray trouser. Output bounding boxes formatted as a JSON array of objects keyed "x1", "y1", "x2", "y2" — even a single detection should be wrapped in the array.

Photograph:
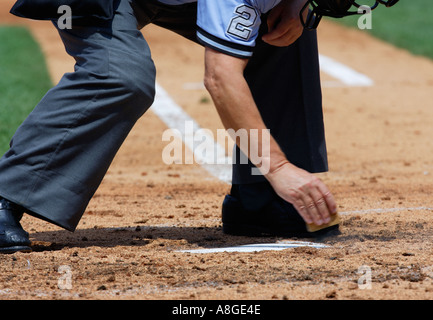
[
  {"x1": 0, "y1": 0, "x2": 156, "y2": 230},
  {"x1": 0, "y1": 0, "x2": 327, "y2": 231}
]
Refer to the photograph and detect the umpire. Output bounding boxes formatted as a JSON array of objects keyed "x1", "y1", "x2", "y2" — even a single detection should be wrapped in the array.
[{"x1": 0, "y1": 0, "x2": 338, "y2": 254}]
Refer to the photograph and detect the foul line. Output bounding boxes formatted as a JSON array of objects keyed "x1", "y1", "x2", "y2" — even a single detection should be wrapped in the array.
[
  {"x1": 179, "y1": 241, "x2": 330, "y2": 254},
  {"x1": 340, "y1": 207, "x2": 433, "y2": 216},
  {"x1": 150, "y1": 83, "x2": 232, "y2": 183},
  {"x1": 319, "y1": 54, "x2": 374, "y2": 87}
]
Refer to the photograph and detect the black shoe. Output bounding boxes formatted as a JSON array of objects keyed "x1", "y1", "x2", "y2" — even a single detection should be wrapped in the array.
[
  {"x1": 222, "y1": 192, "x2": 340, "y2": 239},
  {"x1": 0, "y1": 198, "x2": 32, "y2": 254}
]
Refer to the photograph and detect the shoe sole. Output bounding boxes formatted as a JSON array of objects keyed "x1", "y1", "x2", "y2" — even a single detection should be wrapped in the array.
[{"x1": 0, "y1": 246, "x2": 32, "y2": 254}]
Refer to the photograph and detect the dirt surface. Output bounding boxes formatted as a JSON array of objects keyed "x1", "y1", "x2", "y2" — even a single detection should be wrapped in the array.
[{"x1": 2, "y1": 0, "x2": 433, "y2": 300}]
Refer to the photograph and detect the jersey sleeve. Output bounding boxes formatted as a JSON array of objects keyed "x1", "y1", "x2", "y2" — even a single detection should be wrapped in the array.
[{"x1": 196, "y1": 0, "x2": 281, "y2": 59}]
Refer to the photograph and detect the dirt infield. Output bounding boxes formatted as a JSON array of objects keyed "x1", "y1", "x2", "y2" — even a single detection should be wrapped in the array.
[{"x1": 2, "y1": 0, "x2": 433, "y2": 300}]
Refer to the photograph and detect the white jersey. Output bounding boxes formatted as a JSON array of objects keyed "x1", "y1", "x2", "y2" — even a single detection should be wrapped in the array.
[{"x1": 157, "y1": 0, "x2": 282, "y2": 58}]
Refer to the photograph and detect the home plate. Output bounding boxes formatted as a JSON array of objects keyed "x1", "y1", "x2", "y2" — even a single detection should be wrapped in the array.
[{"x1": 179, "y1": 240, "x2": 330, "y2": 254}]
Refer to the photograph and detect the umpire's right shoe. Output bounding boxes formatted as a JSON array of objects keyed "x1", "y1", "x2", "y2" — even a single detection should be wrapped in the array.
[
  {"x1": 0, "y1": 198, "x2": 32, "y2": 254},
  {"x1": 222, "y1": 185, "x2": 340, "y2": 239}
]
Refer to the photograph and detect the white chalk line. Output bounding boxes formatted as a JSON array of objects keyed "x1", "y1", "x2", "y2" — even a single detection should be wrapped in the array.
[
  {"x1": 318, "y1": 54, "x2": 374, "y2": 87},
  {"x1": 180, "y1": 241, "x2": 330, "y2": 254},
  {"x1": 150, "y1": 83, "x2": 232, "y2": 184},
  {"x1": 340, "y1": 206, "x2": 433, "y2": 216}
]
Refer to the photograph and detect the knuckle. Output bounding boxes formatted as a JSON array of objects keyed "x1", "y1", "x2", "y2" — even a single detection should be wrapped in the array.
[
  {"x1": 323, "y1": 191, "x2": 333, "y2": 199},
  {"x1": 296, "y1": 199, "x2": 305, "y2": 208},
  {"x1": 316, "y1": 197, "x2": 326, "y2": 206},
  {"x1": 287, "y1": 189, "x2": 300, "y2": 199}
]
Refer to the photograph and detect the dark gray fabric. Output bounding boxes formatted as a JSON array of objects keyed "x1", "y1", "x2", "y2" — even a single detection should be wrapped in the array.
[{"x1": 0, "y1": 0, "x2": 156, "y2": 230}]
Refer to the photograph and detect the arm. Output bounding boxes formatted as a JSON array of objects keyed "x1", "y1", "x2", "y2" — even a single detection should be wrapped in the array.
[{"x1": 204, "y1": 48, "x2": 337, "y2": 226}]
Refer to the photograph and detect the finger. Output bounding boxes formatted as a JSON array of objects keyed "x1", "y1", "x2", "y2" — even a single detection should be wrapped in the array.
[
  {"x1": 265, "y1": 1, "x2": 284, "y2": 33},
  {"x1": 292, "y1": 199, "x2": 314, "y2": 225},
  {"x1": 316, "y1": 183, "x2": 338, "y2": 214},
  {"x1": 263, "y1": 6, "x2": 293, "y2": 43},
  {"x1": 309, "y1": 188, "x2": 332, "y2": 223},
  {"x1": 301, "y1": 194, "x2": 324, "y2": 226},
  {"x1": 295, "y1": 204, "x2": 313, "y2": 225},
  {"x1": 263, "y1": 23, "x2": 303, "y2": 47},
  {"x1": 266, "y1": 6, "x2": 280, "y2": 32},
  {"x1": 263, "y1": 22, "x2": 291, "y2": 43},
  {"x1": 263, "y1": 31, "x2": 300, "y2": 47}
]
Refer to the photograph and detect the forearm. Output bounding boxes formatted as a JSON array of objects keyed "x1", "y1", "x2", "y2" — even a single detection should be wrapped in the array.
[{"x1": 204, "y1": 49, "x2": 287, "y2": 175}]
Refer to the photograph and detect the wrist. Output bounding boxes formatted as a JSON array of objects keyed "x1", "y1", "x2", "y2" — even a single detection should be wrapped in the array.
[{"x1": 264, "y1": 157, "x2": 290, "y2": 180}]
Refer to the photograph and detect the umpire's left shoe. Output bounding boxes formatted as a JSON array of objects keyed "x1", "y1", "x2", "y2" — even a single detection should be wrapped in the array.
[{"x1": 0, "y1": 198, "x2": 32, "y2": 254}]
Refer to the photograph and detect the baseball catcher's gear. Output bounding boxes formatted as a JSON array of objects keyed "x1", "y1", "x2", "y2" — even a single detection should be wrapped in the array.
[{"x1": 301, "y1": 0, "x2": 400, "y2": 30}]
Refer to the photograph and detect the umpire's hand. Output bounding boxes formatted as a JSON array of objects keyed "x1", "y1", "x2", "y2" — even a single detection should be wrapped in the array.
[
  {"x1": 265, "y1": 161, "x2": 337, "y2": 226},
  {"x1": 262, "y1": 0, "x2": 309, "y2": 47}
]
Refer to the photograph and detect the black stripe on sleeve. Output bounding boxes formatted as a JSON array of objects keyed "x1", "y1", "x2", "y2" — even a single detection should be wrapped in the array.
[{"x1": 196, "y1": 26, "x2": 254, "y2": 59}]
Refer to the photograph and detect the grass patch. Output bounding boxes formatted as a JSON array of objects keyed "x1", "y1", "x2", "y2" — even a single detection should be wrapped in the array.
[
  {"x1": 328, "y1": 0, "x2": 433, "y2": 60},
  {"x1": 0, "y1": 26, "x2": 52, "y2": 154}
]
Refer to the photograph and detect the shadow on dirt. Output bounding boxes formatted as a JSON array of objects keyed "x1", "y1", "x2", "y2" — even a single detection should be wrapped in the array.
[
  {"x1": 29, "y1": 221, "x2": 414, "y2": 252},
  {"x1": 29, "y1": 224, "x2": 343, "y2": 252}
]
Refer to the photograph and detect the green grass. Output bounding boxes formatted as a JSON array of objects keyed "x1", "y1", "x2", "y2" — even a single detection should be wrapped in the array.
[
  {"x1": 0, "y1": 26, "x2": 52, "y2": 155},
  {"x1": 328, "y1": 0, "x2": 433, "y2": 60}
]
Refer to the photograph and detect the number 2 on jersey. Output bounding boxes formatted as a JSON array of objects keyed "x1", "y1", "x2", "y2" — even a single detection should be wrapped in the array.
[{"x1": 227, "y1": 5, "x2": 258, "y2": 41}]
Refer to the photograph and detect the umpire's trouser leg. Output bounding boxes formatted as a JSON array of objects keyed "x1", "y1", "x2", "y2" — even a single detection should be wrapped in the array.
[{"x1": 0, "y1": 0, "x2": 155, "y2": 231}]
